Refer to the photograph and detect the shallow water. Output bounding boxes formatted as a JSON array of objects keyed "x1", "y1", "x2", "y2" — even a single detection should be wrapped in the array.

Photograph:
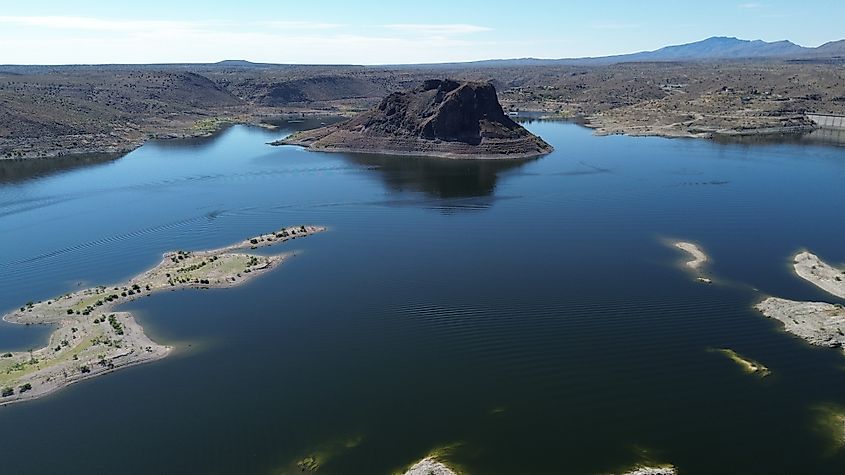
[{"x1": 1, "y1": 119, "x2": 845, "y2": 474}]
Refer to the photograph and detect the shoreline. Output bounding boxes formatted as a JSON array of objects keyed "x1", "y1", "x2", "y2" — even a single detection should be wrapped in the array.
[
  {"x1": 277, "y1": 141, "x2": 553, "y2": 161},
  {"x1": 0, "y1": 224, "x2": 325, "y2": 405},
  {"x1": 0, "y1": 110, "x2": 345, "y2": 162}
]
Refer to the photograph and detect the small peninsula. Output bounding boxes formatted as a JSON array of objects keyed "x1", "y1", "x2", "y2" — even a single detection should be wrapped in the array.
[
  {"x1": 756, "y1": 252, "x2": 845, "y2": 348},
  {"x1": 275, "y1": 79, "x2": 553, "y2": 159},
  {"x1": 0, "y1": 224, "x2": 324, "y2": 404}
]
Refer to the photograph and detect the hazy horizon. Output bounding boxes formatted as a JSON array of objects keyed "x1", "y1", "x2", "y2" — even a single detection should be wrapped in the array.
[{"x1": 1, "y1": 0, "x2": 843, "y2": 65}]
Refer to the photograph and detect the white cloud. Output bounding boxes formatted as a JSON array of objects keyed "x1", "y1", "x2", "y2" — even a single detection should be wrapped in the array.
[
  {"x1": 0, "y1": 15, "x2": 203, "y2": 32},
  {"x1": 591, "y1": 23, "x2": 641, "y2": 30},
  {"x1": 738, "y1": 3, "x2": 762, "y2": 9},
  {"x1": 0, "y1": 16, "x2": 511, "y2": 64},
  {"x1": 258, "y1": 20, "x2": 343, "y2": 30},
  {"x1": 0, "y1": 16, "x2": 501, "y2": 64},
  {"x1": 382, "y1": 23, "x2": 492, "y2": 36}
]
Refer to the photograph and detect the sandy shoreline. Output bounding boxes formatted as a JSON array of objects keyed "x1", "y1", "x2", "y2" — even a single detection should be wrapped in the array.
[{"x1": 0, "y1": 224, "x2": 325, "y2": 405}]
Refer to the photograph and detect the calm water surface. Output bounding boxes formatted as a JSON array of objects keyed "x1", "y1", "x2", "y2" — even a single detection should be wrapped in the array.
[{"x1": 1, "y1": 119, "x2": 845, "y2": 474}]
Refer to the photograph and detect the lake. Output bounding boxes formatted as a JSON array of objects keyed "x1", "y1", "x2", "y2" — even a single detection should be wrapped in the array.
[{"x1": 1, "y1": 119, "x2": 845, "y2": 474}]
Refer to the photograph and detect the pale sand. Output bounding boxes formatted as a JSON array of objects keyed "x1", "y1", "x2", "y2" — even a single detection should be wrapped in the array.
[
  {"x1": 0, "y1": 224, "x2": 325, "y2": 405},
  {"x1": 793, "y1": 251, "x2": 845, "y2": 299},
  {"x1": 674, "y1": 241, "x2": 708, "y2": 270},
  {"x1": 403, "y1": 458, "x2": 459, "y2": 475}
]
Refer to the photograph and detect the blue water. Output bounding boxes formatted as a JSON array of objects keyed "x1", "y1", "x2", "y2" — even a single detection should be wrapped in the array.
[{"x1": 1, "y1": 120, "x2": 844, "y2": 474}]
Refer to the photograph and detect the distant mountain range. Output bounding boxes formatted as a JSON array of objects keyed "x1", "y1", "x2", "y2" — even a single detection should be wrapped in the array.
[
  {"x1": 454, "y1": 36, "x2": 845, "y2": 68},
  {"x1": 3, "y1": 37, "x2": 844, "y2": 71}
]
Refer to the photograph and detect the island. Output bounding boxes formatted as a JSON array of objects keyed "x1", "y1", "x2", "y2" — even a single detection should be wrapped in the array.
[
  {"x1": 0, "y1": 224, "x2": 325, "y2": 404},
  {"x1": 756, "y1": 252, "x2": 845, "y2": 348},
  {"x1": 274, "y1": 79, "x2": 553, "y2": 160},
  {"x1": 670, "y1": 240, "x2": 712, "y2": 284}
]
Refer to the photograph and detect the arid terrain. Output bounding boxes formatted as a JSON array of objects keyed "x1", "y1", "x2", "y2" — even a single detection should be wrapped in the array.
[{"x1": 2, "y1": 57, "x2": 845, "y2": 159}]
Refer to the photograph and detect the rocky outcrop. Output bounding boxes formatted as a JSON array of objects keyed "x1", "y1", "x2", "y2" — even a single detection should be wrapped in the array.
[
  {"x1": 276, "y1": 79, "x2": 553, "y2": 159},
  {"x1": 755, "y1": 252, "x2": 845, "y2": 349},
  {"x1": 755, "y1": 297, "x2": 845, "y2": 347},
  {"x1": 403, "y1": 457, "x2": 459, "y2": 475}
]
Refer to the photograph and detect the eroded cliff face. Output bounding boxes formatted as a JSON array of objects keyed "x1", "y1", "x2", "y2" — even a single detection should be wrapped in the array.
[{"x1": 278, "y1": 79, "x2": 553, "y2": 159}]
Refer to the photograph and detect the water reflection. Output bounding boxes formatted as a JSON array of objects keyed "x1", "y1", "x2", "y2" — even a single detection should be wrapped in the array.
[
  {"x1": 713, "y1": 128, "x2": 845, "y2": 148},
  {"x1": 342, "y1": 152, "x2": 534, "y2": 200},
  {"x1": 0, "y1": 153, "x2": 121, "y2": 183}
]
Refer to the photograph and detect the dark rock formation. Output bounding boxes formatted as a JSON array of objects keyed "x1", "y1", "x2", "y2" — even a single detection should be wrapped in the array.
[{"x1": 275, "y1": 79, "x2": 553, "y2": 159}]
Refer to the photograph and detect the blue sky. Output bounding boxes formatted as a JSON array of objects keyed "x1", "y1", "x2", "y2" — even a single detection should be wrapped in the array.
[{"x1": 1, "y1": 0, "x2": 842, "y2": 64}]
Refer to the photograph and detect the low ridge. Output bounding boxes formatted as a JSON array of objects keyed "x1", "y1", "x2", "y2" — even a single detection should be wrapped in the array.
[{"x1": 275, "y1": 79, "x2": 553, "y2": 159}]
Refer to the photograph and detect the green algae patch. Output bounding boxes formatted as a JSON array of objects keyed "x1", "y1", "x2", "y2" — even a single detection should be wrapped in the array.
[
  {"x1": 599, "y1": 444, "x2": 677, "y2": 475},
  {"x1": 811, "y1": 403, "x2": 845, "y2": 453},
  {"x1": 276, "y1": 434, "x2": 365, "y2": 474}
]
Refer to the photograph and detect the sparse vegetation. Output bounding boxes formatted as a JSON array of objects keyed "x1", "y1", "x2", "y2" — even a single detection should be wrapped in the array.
[{"x1": 108, "y1": 314, "x2": 124, "y2": 335}]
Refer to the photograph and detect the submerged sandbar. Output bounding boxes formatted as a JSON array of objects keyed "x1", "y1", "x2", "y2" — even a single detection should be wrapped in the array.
[
  {"x1": 712, "y1": 348, "x2": 770, "y2": 376},
  {"x1": 1, "y1": 224, "x2": 324, "y2": 404}
]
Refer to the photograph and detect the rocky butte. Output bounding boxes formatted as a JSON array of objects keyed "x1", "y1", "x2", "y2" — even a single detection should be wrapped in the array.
[{"x1": 275, "y1": 79, "x2": 554, "y2": 159}]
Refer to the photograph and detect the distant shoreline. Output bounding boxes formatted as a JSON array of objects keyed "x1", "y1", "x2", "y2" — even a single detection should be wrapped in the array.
[{"x1": 3, "y1": 106, "x2": 832, "y2": 163}]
